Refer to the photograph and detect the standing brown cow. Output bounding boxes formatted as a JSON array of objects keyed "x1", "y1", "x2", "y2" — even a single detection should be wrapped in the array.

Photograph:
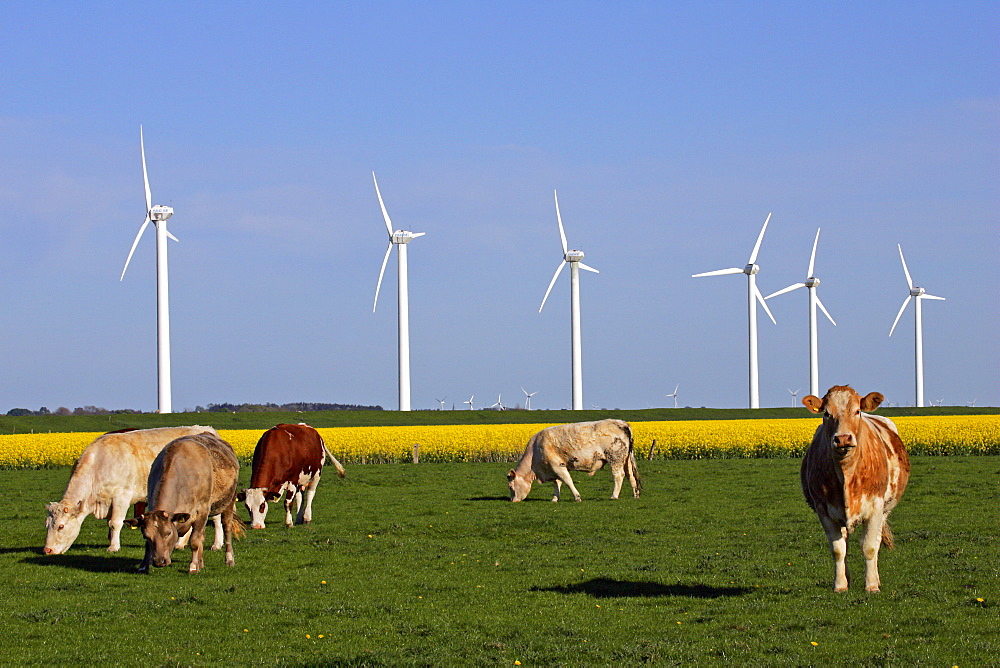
[
  {"x1": 126, "y1": 432, "x2": 243, "y2": 574},
  {"x1": 801, "y1": 386, "x2": 910, "y2": 592}
]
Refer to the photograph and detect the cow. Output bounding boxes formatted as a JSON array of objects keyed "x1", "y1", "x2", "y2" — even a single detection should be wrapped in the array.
[
  {"x1": 236, "y1": 423, "x2": 346, "y2": 529},
  {"x1": 124, "y1": 432, "x2": 243, "y2": 574},
  {"x1": 801, "y1": 385, "x2": 911, "y2": 593},
  {"x1": 507, "y1": 419, "x2": 642, "y2": 502},
  {"x1": 44, "y1": 425, "x2": 222, "y2": 555}
]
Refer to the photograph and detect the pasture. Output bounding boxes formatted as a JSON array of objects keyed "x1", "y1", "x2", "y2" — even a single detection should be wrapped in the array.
[{"x1": 2, "y1": 457, "x2": 997, "y2": 665}]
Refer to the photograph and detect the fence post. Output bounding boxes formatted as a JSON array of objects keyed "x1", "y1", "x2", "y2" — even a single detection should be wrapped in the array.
[
  {"x1": 647, "y1": 439, "x2": 657, "y2": 460},
  {"x1": 413, "y1": 443, "x2": 420, "y2": 464}
]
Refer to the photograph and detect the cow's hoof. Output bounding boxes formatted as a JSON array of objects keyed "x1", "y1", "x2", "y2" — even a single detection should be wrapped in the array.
[
  {"x1": 866, "y1": 586, "x2": 880, "y2": 593},
  {"x1": 107, "y1": 545, "x2": 120, "y2": 553},
  {"x1": 551, "y1": 498, "x2": 559, "y2": 503},
  {"x1": 834, "y1": 586, "x2": 848, "y2": 593},
  {"x1": 574, "y1": 497, "x2": 582, "y2": 502},
  {"x1": 303, "y1": 520, "x2": 311, "y2": 525},
  {"x1": 137, "y1": 566, "x2": 149, "y2": 575}
]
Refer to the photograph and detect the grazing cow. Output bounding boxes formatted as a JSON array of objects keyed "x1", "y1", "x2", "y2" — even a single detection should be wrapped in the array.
[
  {"x1": 44, "y1": 425, "x2": 221, "y2": 555},
  {"x1": 237, "y1": 423, "x2": 346, "y2": 529},
  {"x1": 801, "y1": 386, "x2": 910, "y2": 592},
  {"x1": 125, "y1": 432, "x2": 243, "y2": 574},
  {"x1": 507, "y1": 419, "x2": 642, "y2": 502}
]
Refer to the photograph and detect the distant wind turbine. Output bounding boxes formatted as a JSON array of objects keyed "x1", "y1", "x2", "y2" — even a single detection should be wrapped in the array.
[
  {"x1": 435, "y1": 396, "x2": 447, "y2": 410},
  {"x1": 463, "y1": 395, "x2": 475, "y2": 410},
  {"x1": 692, "y1": 213, "x2": 776, "y2": 409},
  {"x1": 539, "y1": 190, "x2": 599, "y2": 411},
  {"x1": 521, "y1": 387, "x2": 537, "y2": 410},
  {"x1": 666, "y1": 384, "x2": 679, "y2": 408},
  {"x1": 889, "y1": 244, "x2": 946, "y2": 408},
  {"x1": 372, "y1": 172, "x2": 425, "y2": 412},
  {"x1": 787, "y1": 387, "x2": 801, "y2": 407},
  {"x1": 120, "y1": 126, "x2": 179, "y2": 414},
  {"x1": 765, "y1": 228, "x2": 837, "y2": 398},
  {"x1": 489, "y1": 394, "x2": 505, "y2": 411}
]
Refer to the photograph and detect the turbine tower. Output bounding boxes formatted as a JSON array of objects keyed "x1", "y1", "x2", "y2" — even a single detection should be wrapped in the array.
[
  {"x1": 539, "y1": 190, "x2": 599, "y2": 411},
  {"x1": 120, "y1": 126, "x2": 179, "y2": 414},
  {"x1": 787, "y1": 387, "x2": 801, "y2": 407},
  {"x1": 435, "y1": 396, "x2": 447, "y2": 410},
  {"x1": 889, "y1": 244, "x2": 945, "y2": 407},
  {"x1": 666, "y1": 383, "x2": 679, "y2": 408},
  {"x1": 372, "y1": 172, "x2": 425, "y2": 412},
  {"x1": 692, "y1": 213, "x2": 776, "y2": 409},
  {"x1": 521, "y1": 387, "x2": 537, "y2": 410},
  {"x1": 765, "y1": 228, "x2": 837, "y2": 398}
]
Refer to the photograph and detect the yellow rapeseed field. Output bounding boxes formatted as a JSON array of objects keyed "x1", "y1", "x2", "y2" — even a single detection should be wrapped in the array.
[{"x1": 1, "y1": 415, "x2": 997, "y2": 469}]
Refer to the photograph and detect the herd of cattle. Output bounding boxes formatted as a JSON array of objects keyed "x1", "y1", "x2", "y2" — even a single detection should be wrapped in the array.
[{"x1": 43, "y1": 385, "x2": 909, "y2": 592}]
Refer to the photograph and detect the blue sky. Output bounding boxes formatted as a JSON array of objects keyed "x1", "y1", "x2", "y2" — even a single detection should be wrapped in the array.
[{"x1": 1, "y1": 2, "x2": 997, "y2": 412}]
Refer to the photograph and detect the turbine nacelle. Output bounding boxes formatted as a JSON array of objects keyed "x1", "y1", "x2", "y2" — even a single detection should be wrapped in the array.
[
  {"x1": 805, "y1": 276, "x2": 820, "y2": 288},
  {"x1": 391, "y1": 230, "x2": 423, "y2": 244},
  {"x1": 744, "y1": 263, "x2": 759, "y2": 275},
  {"x1": 149, "y1": 205, "x2": 173, "y2": 222},
  {"x1": 565, "y1": 250, "x2": 586, "y2": 262},
  {"x1": 910, "y1": 286, "x2": 926, "y2": 297}
]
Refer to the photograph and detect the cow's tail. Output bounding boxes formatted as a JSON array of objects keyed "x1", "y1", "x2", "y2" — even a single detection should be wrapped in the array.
[
  {"x1": 881, "y1": 520, "x2": 895, "y2": 549},
  {"x1": 622, "y1": 422, "x2": 643, "y2": 497},
  {"x1": 322, "y1": 440, "x2": 346, "y2": 478},
  {"x1": 229, "y1": 514, "x2": 246, "y2": 541}
]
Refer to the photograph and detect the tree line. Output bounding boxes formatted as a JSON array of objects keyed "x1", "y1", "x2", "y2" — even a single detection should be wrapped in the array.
[{"x1": 5, "y1": 402, "x2": 383, "y2": 417}]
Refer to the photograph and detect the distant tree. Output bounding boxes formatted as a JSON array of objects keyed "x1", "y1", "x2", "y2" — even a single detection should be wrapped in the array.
[
  {"x1": 55, "y1": 407, "x2": 71, "y2": 416},
  {"x1": 6, "y1": 408, "x2": 31, "y2": 416},
  {"x1": 37, "y1": 407, "x2": 51, "y2": 415}
]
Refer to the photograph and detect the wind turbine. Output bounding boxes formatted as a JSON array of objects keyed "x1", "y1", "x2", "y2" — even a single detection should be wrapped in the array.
[
  {"x1": 666, "y1": 383, "x2": 679, "y2": 408},
  {"x1": 889, "y1": 244, "x2": 946, "y2": 408},
  {"x1": 521, "y1": 387, "x2": 537, "y2": 410},
  {"x1": 120, "y1": 126, "x2": 179, "y2": 414},
  {"x1": 372, "y1": 172, "x2": 425, "y2": 412},
  {"x1": 539, "y1": 190, "x2": 599, "y2": 411},
  {"x1": 787, "y1": 387, "x2": 801, "y2": 407},
  {"x1": 489, "y1": 394, "x2": 505, "y2": 411},
  {"x1": 765, "y1": 228, "x2": 837, "y2": 398},
  {"x1": 435, "y1": 396, "x2": 447, "y2": 410},
  {"x1": 692, "y1": 213, "x2": 776, "y2": 409},
  {"x1": 463, "y1": 395, "x2": 475, "y2": 410}
]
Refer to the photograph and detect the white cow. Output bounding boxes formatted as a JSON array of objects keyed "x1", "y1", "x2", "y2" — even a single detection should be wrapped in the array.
[
  {"x1": 507, "y1": 419, "x2": 642, "y2": 502},
  {"x1": 44, "y1": 426, "x2": 222, "y2": 554}
]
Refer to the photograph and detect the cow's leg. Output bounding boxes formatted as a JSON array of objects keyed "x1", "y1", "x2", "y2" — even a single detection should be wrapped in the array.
[
  {"x1": 209, "y1": 514, "x2": 224, "y2": 551},
  {"x1": 551, "y1": 479, "x2": 562, "y2": 502},
  {"x1": 137, "y1": 541, "x2": 154, "y2": 574},
  {"x1": 283, "y1": 489, "x2": 296, "y2": 527},
  {"x1": 627, "y1": 452, "x2": 641, "y2": 498},
  {"x1": 610, "y1": 463, "x2": 625, "y2": 500},
  {"x1": 107, "y1": 497, "x2": 130, "y2": 552},
  {"x1": 861, "y1": 503, "x2": 887, "y2": 593},
  {"x1": 300, "y1": 473, "x2": 320, "y2": 525},
  {"x1": 187, "y1": 518, "x2": 207, "y2": 573},
  {"x1": 176, "y1": 527, "x2": 192, "y2": 549},
  {"x1": 554, "y1": 466, "x2": 582, "y2": 502},
  {"x1": 222, "y1": 506, "x2": 235, "y2": 567},
  {"x1": 820, "y1": 514, "x2": 849, "y2": 592}
]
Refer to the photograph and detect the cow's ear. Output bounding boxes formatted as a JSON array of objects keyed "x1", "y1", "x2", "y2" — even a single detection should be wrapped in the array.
[
  {"x1": 802, "y1": 395, "x2": 823, "y2": 413},
  {"x1": 860, "y1": 392, "x2": 885, "y2": 412},
  {"x1": 123, "y1": 517, "x2": 142, "y2": 528},
  {"x1": 507, "y1": 469, "x2": 516, "y2": 481},
  {"x1": 171, "y1": 513, "x2": 191, "y2": 524},
  {"x1": 236, "y1": 492, "x2": 246, "y2": 502}
]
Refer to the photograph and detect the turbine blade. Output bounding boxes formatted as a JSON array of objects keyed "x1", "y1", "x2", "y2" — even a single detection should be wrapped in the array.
[
  {"x1": 373, "y1": 242, "x2": 393, "y2": 312},
  {"x1": 815, "y1": 294, "x2": 837, "y2": 326},
  {"x1": 921, "y1": 293, "x2": 946, "y2": 301},
  {"x1": 807, "y1": 227, "x2": 821, "y2": 277},
  {"x1": 747, "y1": 212, "x2": 772, "y2": 265},
  {"x1": 554, "y1": 190, "x2": 568, "y2": 255},
  {"x1": 755, "y1": 284, "x2": 777, "y2": 324},
  {"x1": 410, "y1": 232, "x2": 426, "y2": 239},
  {"x1": 897, "y1": 244, "x2": 913, "y2": 289},
  {"x1": 578, "y1": 262, "x2": 600, "y2": 274},
  {"x1": 140, "y1": 126, "x2": 151, "y2": 215},
  {"x1": 120, "y1": 217, "x2": 150, "y2": 281},
  {"x1": 539, "y1": 261, "x2": 566, "y2": 312},
  {"x1": 165, "y1": 228, "x2": 179, "y2": 243},
  {"x1": 889, "y1": 295, "x2": 912, "y2": 336},
  {"x1": 373, "y1": 172, "x2": 394, "y2": 236},
  {"x1": 764, "y1": 282, "x2": 805, "y2": 299},
  {"x1": 692, "y1": 267, "x2": 743, "y2": 278}
]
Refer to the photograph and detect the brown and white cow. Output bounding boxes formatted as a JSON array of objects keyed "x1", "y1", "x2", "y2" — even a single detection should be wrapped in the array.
[
  {"x1": 44, "y1": 425, "x2": 221, "y2": 555},
  {"x1": 508, "y1": 419, "x2": 642, "y2": 502},
  {"x1": 801, "y1": 386, "x2": 910, "y2": 592},
  {"x1": 237, "y1": 423, "x2": 345, "y2": 529},
  {"x1": 125, "y1": 432, "x2": 243, "y2": 574}
]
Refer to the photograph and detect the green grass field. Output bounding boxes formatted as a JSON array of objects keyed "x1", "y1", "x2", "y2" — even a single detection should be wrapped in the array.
[
  {"x1": 1, "y1": 457, "x2": 996, "y2": 665},
  {"x1": 2, "y1": 404, "x2": 996, "y2": 435}
]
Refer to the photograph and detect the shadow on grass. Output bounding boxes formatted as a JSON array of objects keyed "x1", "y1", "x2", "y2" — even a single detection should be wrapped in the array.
[
  {"x1": 23, "y1": 554, "x2": 139, "y2": 573},
  {"x1": 532, "y1": 577, "x2": 752, "y2": 599},
  {"x1": 468, "y1": 496, "x2": 511, "y2": 502}
]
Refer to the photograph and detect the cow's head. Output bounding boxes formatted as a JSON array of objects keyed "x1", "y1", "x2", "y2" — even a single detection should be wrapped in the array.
[
  {"x1": 43, "y1": 500, "x2": 86, "y2": 555},
  {"x1": 236, "y1": 488, "x2": 281, "y2": 529},
  {"x1": 124, "y1": 510, "x2": 190, "y2": 568},
  {"x1": 803, "y1": 385, "x2": 884, "y2": 458},
  {"x1": 507, "y1": 469, "x2": 533, "y2": 502}
]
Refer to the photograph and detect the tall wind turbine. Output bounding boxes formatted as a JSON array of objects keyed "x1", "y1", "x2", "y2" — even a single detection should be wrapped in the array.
[
  {"x1": 539, "y1": 190, "x2": 599, "y2": 411},
  {"x1": 463, "y1": 395, "x2": 475, "y2": 410},
  {"x1": 765, "y1": 228, "x2": 837, "y2": 398},
  {"x1": 120, "y1": 126, "x2": 179, "y2": 414},
  {"x1": 666, "y1": 384, "x2": 679, "y2": 408},
  {"x1": 889, "y1": 244, "x2": 945, "y2": 407},
  {"x1": 435, "y1": 396, "x2": 447, "y2": 410},
  {"x1": 692, "y1": 213, "x2": 776, "y2": 409},
  {"x1": 372, "y1": 172, "x2": 425, "y2": 412},
  {"x1": 787, "y1": 387, "x2": 801, "y2": 407},
  {"x1": 521, "y1": 387, "x2": 537, "y2": 410}
]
